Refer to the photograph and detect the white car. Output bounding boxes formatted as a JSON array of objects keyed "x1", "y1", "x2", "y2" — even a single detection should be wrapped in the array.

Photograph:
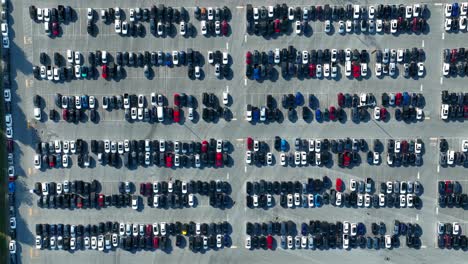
[
  {"x1": 43, "y1": 8, "x2": 50, "y2": 22},
  {"x1": 361, "y1": 63, "x2": 367, "y2": 77},
  {"x1": 1, "y1": 23, "x2": 7, "y2": 37},
  {"x1": 323, "y1": 63, "x2": 330, "y2": 78},
  {"x1": 375, "y1": 63, "x2": 382, "y2": 77},
  {"x1": 35, "y1": 236, "x2": 42, "y2": 249},
  {"x1": 207, "y1": 7, "x2": 214, "y2": 20},
  {"x1": 280, "y1": 152, "x2": 286, "y2": 166},
  {"x1": 407, "y1": 193, "x2": 414, "y2": 207},
  {"x1": 353, "y1": 5, "x2": 360, "y2": 19},
  {"x1": 445, "y1": 18, "x2": 452, "y2": 31},
  {"x1": 91, "y1": 236, "x2": 97, "y2": 249},
  {"x1": 288, "y1": 7, "x2": 294, "y2": 20},
  {"x1": 180, "y1": 21, "x2": 186, "y2": 35},
  {"x1": 399, "y1": 194, "x2": 406, "y2": 207},
  {"x1": 343, "y1": 221, "x2": 350, "y2": 234},
  {"x1": 447, "y1": 150, "x2": 455, "y2": 165},
  {"x1": 87, "y1": 8, "x2": 94, "y2": 20},
  {"x1": 222, "y1": 52, "x2": 229, "y2": 65},
  {"x1": 357, "y1": 194, "x2": 364, "y2": 206},
  {"x1": 287, "y1": 194, "x2": 293, "y2": 208},
  {"x1": 157, "y1": 22, "x2": 163, "y2": 35},
  {"x1": 62, "y1": 154, "x2": 69, "y2": 168},
  {"x1": 364, "y1": 194, "x2": 371, "y2": 207},
  {"x1": 443, "y1": 63, "x2": 450, "y2": 76},
  {"x1": 266, "y1": 152, "x2": 273, "y2": 165},
  {"x1": 346, "y1": 20, "x2": 352, "y2": 32},
  {"x1": 345, "y1": 61, "x2": 351, "y2": 77},
  {"x1": 385, "y1": 235, "x2": 392, "y2": 249},
  {"x1": 379, "y1": 193, "x2": 385, "y2": 206},
  {"x1": 406, "y1": 6, "x2": 413, "y2": 19},
  {"x1": 34, "y1": 154, "x2": 41, "y2": 169},
  {"x1": 445, "y1": 4, "x2": 453, "y2": 17},
  {"x1": 295, "y1": 21, "x2": 301, "y2": 34},
  {"x1": 416, "y1": 108, "x2": 423, "y2": 120},
  {"x1": 338, "y1": 20, "x2": 345, "y2": 33},
  {"x1": 343, "y1": 234, "x2": 349, "y2": 249},
  {"x1": 462, "y1": 3, "x2": 468, "y2": 16},
  {"x1": 374, "y1": 106, "x2": 381, "y2": 120},
  {"x1": 294, "y1": 152, "x2": 300, "y2": 165},
  {"x1": 215, "y1": 20, "x2": 221, "y2": 35},
  {"x1": 274, "y1": 48, "x2": 280, "y2": 64},
  {"x1": 440, "y1": 104, "x2": 449, "y2": 119},
  {"x1": 245, "y1": 235, "x2": 251, "y2": 249},
  {"x1": 301, "y1": 151, "x2": 307, "y2": 165},
  {"x1": 115, "y1": 19, "x2": 121, "y2": 33},
  {"x1": 373, "y1": 152, "x2": 380, "y2": 164},
  {"x1": 201, "y1": 20, "x2": 207, "y2": 35},
  {"x1": 324, "y1": 20, "x2": 331, "y2": 33},
  {"x1": 376, "y1": 19, "x2": 383, "y2": 32},
  {"x1": 453, "y1": 222, "x2": 461, "y2": 235},
  {"x1": 316, "y1": 64, "x2": 323, "y2": 77},
  {"x1": 460, "y1": 16, "x2": 467, "y2": 30},
  {"x1": 349, "y1": 179, "x2": 357, "y2": 191},
  {"x1": 97, "y1": 235, "x2": 104, "y2": 251},
  {"x1": 368, "y1": 6, "x2": 375, "y2": 18},
  {"x1": 245, "y1": 151, "x2": 252, "y2": 164},
  {"x1": 335, "y1": 192, "x2": 342, "y2": 206},
  {"x1": 417, "y1": 62, "x2": 424, "y2": 77}
]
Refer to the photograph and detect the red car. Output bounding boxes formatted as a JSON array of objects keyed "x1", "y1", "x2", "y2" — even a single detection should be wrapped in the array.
[
  {"x1": 62, "y1": 109, "x2": 68, "y2": 121},
  {"x1": 166, "y1": 154, "x2": 173, "y2": 167},
  {"x1": 98, "y1": 194, "x2": 104, "y2": 207},
  {"x1": 174, "y1": 93, "x2": 180, "y2": 106},
  {"x1": 395, "y1": 93, "x2": 402, "y2": 106},
  {"x1": 329, "y1": 106, "x2": 336, "y2": 120},
  {"x1": 153, "y1": 236, "x2": 159, "y2": 249},
  {"x1": 267, "y1": 235, "x2": 273, "y2": 249},
  {"x1": 173, "y1": 106, "x2": 180, "y2": 123},
  {"x1": 274, "y1": 19, "x2": 280, "y2": 33},
  {"x1": 464, "y1": 105, "x2": 468, "y2": 118},
  {"x1": 49, "y1": 155, "x2": 56, "y2": 167},
  {"x1": 216, "y1": 153, "x2": 223, "y2": 167},
  {"x1": 401, "y1": 140, "x2": 408, "y2": 153},
  {"x1": 337, "y1": 93, "x2": 344, "y2": 107},
  {"x1": 352, "y1": 63, "x2": 360, "y2": 78},
  {"x1": 445, "y1": 181, "x2": 453, "y2": 193},
  {"x1": 450, "y1": 49, "x2": 457, "y2": 63},
  {"x1": 246, "y1": 137, "x2": 253, "y2": 150},
  {"x1": 246, "y1": 52, "x2": 252, "y2": 65},
  {"x1": 221, "y1": 20, "x2": 228, "y2": 36},
  {"x1": 343, "y1": 152, "x2": 351, "y2": 167},
  {"x1": 101, "y1": 65, "x2": 108, "y2": 79},
  {"x1": 146, "y1": 224, "x2": 152, "y2": 236},
  {"x1": 6, "y1": 139, "x2": 13, "y2": 153},
  {"x1": 412, "y1": 17, "x2": 418, "y2": 32},
  {"x1": 308, "y1": 64, "x2": 316, "y2": 77},
  {"x1": 77, "y1": 197, "x2": 83, "y2": 208},
  {"x1": 52, "y1": 22, "x2": 59, "y2": 36},
  {"x1": 336, "y1": 178, "x2": 344, "y2": 192},
  {"x1": 380, "y1": 107, "x2": 387, "y2": 120},
  {"x1": 145, "y1": 182, "x2": 152, "y2": 196},
  {"x1": 202, "y1": 140, "x2": 209, "y2": 152}
]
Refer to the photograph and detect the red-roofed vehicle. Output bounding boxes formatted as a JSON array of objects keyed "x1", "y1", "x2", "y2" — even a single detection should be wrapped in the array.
[
  {"x1": 166, "y1": 153, "x2": 173, "y2": 167},
  {"x1": 202, "y1": 140, "x2": 209, "y2": 152},
  {"x1": 247, "y1": 137, "x2": 253, "y2": 150},
  {"x1": 101, "y1": 65, "x2": 108, "y2": 79},
  {"x1": 173, "y1": 106, "x2": 180, "y2": 123},
  {"x1": 336, "y1": 178, "x2": 344, "y2": 192}
]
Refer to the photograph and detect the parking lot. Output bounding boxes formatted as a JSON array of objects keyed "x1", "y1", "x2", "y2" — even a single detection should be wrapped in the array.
[{"x1": 7, "y1": 0, "x2": 468, "y2": 263}]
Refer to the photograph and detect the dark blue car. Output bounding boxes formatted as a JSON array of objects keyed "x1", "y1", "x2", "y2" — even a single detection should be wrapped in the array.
[
  {"x1": 81, "y1": 95, "x2": 89, "y2": 109},
  {"x1": 252, "y1": 108, "x2": 260, "y2": 121},
  {"x1": 295, "y1": 92, "x2": 304, "y2": 106},
  {"x1": 165, "y1": 52, "x2": 172, "y2": 66},
  {"x1": 253, "y1": 68, "x2": 260, "y2": 80},
  {"x1": 8, "y1": 182, "x2": 15, "y2": 193},
  {"x1": 452, "y1": 3, "x2": 459, "y2": 17},
  {"x1": 357, "y1": 222, "x2": 366, "y2": 235},
  {"x1": 315, "y1": 109, "x2": 322, "y2": 121},
  {"x1": 179, "y1": 51, "x2": 186, "y2": 65},
  {"x1": 301, "y1": 223, "x2": 309, "y2": 235}
]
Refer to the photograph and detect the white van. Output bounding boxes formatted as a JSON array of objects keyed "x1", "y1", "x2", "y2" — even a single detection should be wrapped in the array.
[
  {"x1": 157, "y1": 106, "x2": 164, "y2": 122},
  {"x1": 44, "y1": 22, "x2": 50, "y2": 35}
]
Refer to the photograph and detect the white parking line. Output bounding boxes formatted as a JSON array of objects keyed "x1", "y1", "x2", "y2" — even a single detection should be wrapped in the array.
[
  {"x1": 226, "y1": 85, "x2": 229, "y2": 93},
  {"x1": 436, "y1": 207, "x2": 439, "y2": 215},
  {"x1": 226, "y1": 42, "x2": 229, "y2": 50},
  {"x1": 231, "y1": 118, "x2": 237, "y2": 121},
  {"x1": 420, "y1": 84, "x2": 423, "y2": 91},
  {"x1": 421, "y1": 40, "x2": 424, "y2": 48},
  {"x1": 440, "y1": 77, "x2": 443, "y2": 85},
  {"x1": 227, "y1": 173, "x2": 229, "y2": 180},
  {"x1": 437, "y1": 165, "x2": 440, "y2": 173},
  {"x1": 442, "y1": 33, "x2": 445, "y2": 40},
  {"x1": 236, "y1": 138, "x2": 244, "y2": 142},
  {"x1": 244, "y1": 34, "x2": 247, "y2": 42},
  {"x1": 425, "y1": 116, "x2": 430, "y2": 120},
  {"x1": 244, "y1": 78, "x2": 247, "y2": 86},
  {"x1": 416, "y1": 214, "x2": 419, "y2": 221},
  {"x1": 417, "y1": 171, "x2": 420, "y2": 179},
  {"x1": 434, "y1": 3, "x2": 443, "y2": 6}
]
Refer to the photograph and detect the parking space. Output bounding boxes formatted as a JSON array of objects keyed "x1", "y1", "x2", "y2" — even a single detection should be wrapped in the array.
[{"x1": 7, "y1": 1, "x2": 468, "y2": 264}]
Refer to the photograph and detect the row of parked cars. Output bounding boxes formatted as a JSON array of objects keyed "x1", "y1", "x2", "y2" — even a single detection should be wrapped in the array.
[
  {"x1": 437, "y1": 221, "x2": 468, "y2": 249},
  {"x1": 3, "y1": 2, "x2": 18, "y2": 262},
  {"x1": 246, "y1": 219, "x2": 419, "y2": 250},
  {"x1": 34, "y1": 221, "x2": 230, "y2": 251},
  {"x1": 375, "y1": 48, "x2": 425, "y2": 78},
  {"x1": 29, "y1": 5, "x2": 71, "y2": 37}
]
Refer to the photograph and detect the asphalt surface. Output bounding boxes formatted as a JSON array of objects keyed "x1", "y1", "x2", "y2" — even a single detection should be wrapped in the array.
[{"x1": 8, "y1": 0, "x2": 468, "y2": 264}]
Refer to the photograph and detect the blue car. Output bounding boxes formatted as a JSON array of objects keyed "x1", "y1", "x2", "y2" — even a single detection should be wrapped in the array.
[
  {"x1": 452, "y1": 3, "x2": 459, "y2": 17},
  {"x1": 295, "y1": 92, "x2": 304, "y2": 106},
  {"x1": 402, "y1": 92, "x2": 410, "y2": 106},
  {"x1": 280, "y1": 139, "x2": 287, "y2": 152},
  {"x1": 81, "y1": 95, "x2": 89, "y2": 109},
  {"x1": 315, "y1": 109, "x2": 322, "y2": 122},
  {"x1": 314, "y1": 194, "x2": 322, "y2": 207},
  {"x1": 253, "y1": 68, "x2": 260, "y2": 80},
  {"x1": 357, "y1": 223, "x2": 366, "y2": 235},
  {"x1": 301, "y1": 223, "x2": 309, "y2": 235},
  {"x1": 165, "y1": 52, "x2": 172, "y2": 66},
  {"x1": 252, "y1": 108, "x2": 260, "y2": 121},
  {"x1": 179, "y1": 51, "x2": 186, "y2": 65},
  {"x1": 8, "y1": 182, "x2": 15, "y2": 193}
]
